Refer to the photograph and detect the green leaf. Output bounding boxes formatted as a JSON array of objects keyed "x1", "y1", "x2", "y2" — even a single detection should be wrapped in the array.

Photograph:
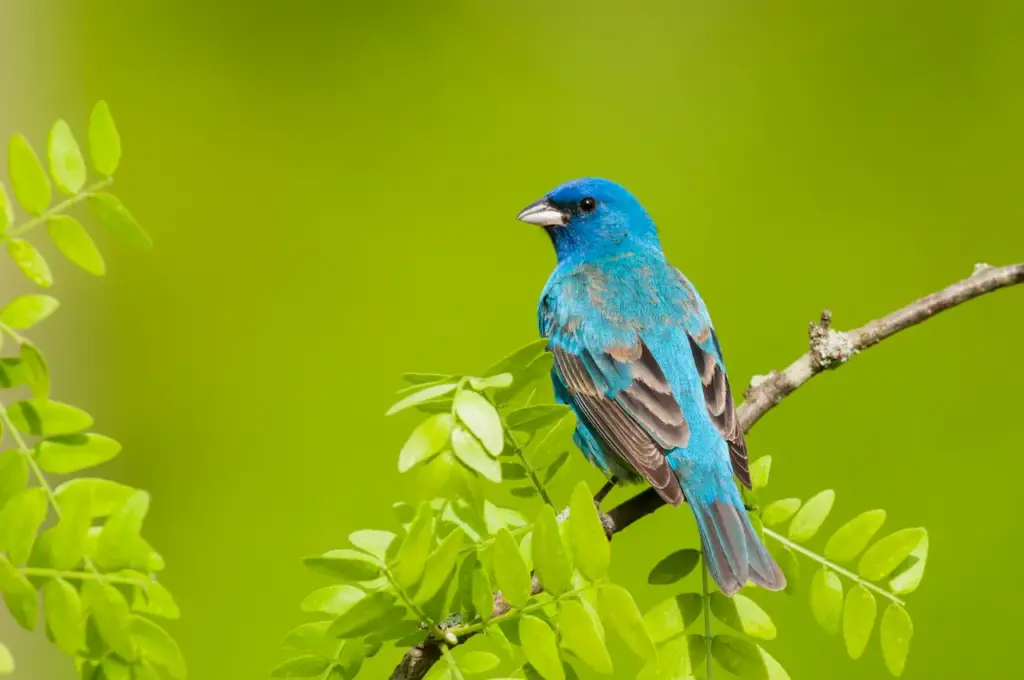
[
  {"x1": 459, "y1": 651, "x2": 500, "y2": 674},
  {"x1": 451, "y1": 426, "x2": 501, "y2": 483},
  {"x1": 0, "y1": 295, "x2": 59, "y2": 329},
  {"x1": 81, "y1": 580, "x2": 135, "y2": 660},
  {"x1": 598, "y1": 584, "x2": 657, "y2": 662},
  {"x1": 519, "y1": 615, "x2": 564, "y2": 680},
  {"x1": 506, "y1": 405, "x2": 571, "y2": 433},
  {"x1": 8, "y1": 399, "x2": 93, "y2": 436},
  {"x1": 7, "y1": 238, "x2": 53, "y2": 287},
  {"x1": 647, "y1": 548, "x2": 700, "y2": 586},
  {"x1": 542, "y1": 451, "x2": 570, "y2": 484},
  {"x1": 472, "y1": 565, "x2": 494, "y2": 621},
  {"x1": 89, "y1": 101, "x2": 121, "y2": 176},
  {"x1": 824, "y1": 509, "x2": 886, "y2": 563},
  {"x1": 303, "y1": 550, "x2": 383, "y2": 582},
  {"x1": 390, "y1": 502, "x2": 435, "y2": 589},
  {"x1": 328, "y1": 591, "x2": 400, "y2": 638},
  {"x1": 566, "y1": 481, "x2": 610, "y2": 581},
  {"x1": 95, "y1": 490, "x2": 150, "y2": 570},
  {"x1": 415, "y1": 528, "x2": 466, "y2": 603},
  {"x1": 54, "y1": 478, "x2": 135, "y2": 518},
  {"x1": 100, "y1": 656, "x2": 131, "y2": 680},
  {"x1": 637, "y1": 635, "x2": 692, "y2": 680},
  {"x1": 454, "y1": 390, "x2": 503, "y2": 456},
  {"x1": 0, "y1": 487, "x2": 47, "y2": 564},
  {"x1": 879, "y1": 604, "x2": 913, "y2": 676},
  {"x1": 501, "y1": 462, "x2": 528, "y2": 480},
  {"x1": 787, "y1": 489, "x2": 835, "y2": 542},
  {"x1": 132, "y1": 580, "x2": 180, "y2": 620},
  {"x1": 47, "y1": 119, "x2": 87, "y2": 195},
  {"x1": 36, "y1": 433, "x2": 121, "y2": 474},
  {"x1": 533, "y1": 505, "x2": 573, "y2": 595},
  {"x1": 842, "y1": 584, "x2": 876, "y2": 660},
  {"x1": 401, "y1": 372, "x2": 452, "y2": 385},
  {"x1": 47, "y1": 215, "x2": 106, "y2": 275},
  {"x1": 0, "y1": 359, "x2": 26, "y2": 389},
  {"x1": 858, "y1": 528, "x2": 927, "y2": 581},
  {"x1": 492, "y1": 528, "x2": 532, "y2": 607},
  {"x1": 710, "y1": 593, "x2": 777, "y2": 640},
  {"x1": 348, "y1": 530, "x2": 396, "y2": 561},
  {"x1": 484, "y1": 338, "x2": 549, "y2": 377},
  {"x1": 271, "y1": 656, "x2": 331, "y2": 679},
  {"x1": 0, "y1": 554, "x2": 38, "y2": 629},
  {"x1": 386, "y1": 383, "x2": 457, "y2": 416},
  {"x1": 468, "y1": 373, "x2": 513, "y2": 391},
  {"x1": 131, "y1": 616, "x2": 187, "y2": 679},
  {"x1": 19, "y1": 342, "x2": 49, "y2": 398},
  {"x1": 558, "y1": 598, "x2": 612, "y2": 673},
  {"x1": 88, "y1": 193, "x2": 152, "y2": 249},
  {"x1": 0, "y1": 182, "x2": 13, "y2": 234},
  {"x1": 888, "y1": 531, "x2": 928, "y2": 595},
  {"x1": 774, "y1": 545, "x2": 800, "y2": 595},
  {"x1": 337, "y1": 641, "x2": 368, "y2": 677},
  {"x1": 711, "y1": 635, "x2": 790, "y2": 680},
  {"x1": 749, "y1": 456, "x2": 772, "y2": 490},
  {"x1": 7, "y1": 134, "x2": 51, "y2": 214},
  {"x1": 809, "y1": 567, "x2": 844, "y2": 634},
  {"x1": 761, "y1": 498, "x2": 801, "y2": 527},
  {"x1": 0, "y1": 450, "x2": 29, "y2": 507},
  {"x1": 300, "y1": 585, "x2": 364, "y2": 615},
  {"x1": 0, "y1": 641, "x2": 11, "y2": 675},
  {"x1": 282, "y1": 621, "x2": 337, "y2": 659},
  {"x1": 643, "y1": 593, "x2": 702, "y2": 646},
  {"x1": 43, "y1": 577, "x2": 86, "y2": 654},
  {"x1": 398, "y1": 413, "x2": 452, "y2": 473}
]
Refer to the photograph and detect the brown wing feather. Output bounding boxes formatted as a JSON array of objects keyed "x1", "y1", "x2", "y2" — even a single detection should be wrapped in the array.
[
  {"x1": 553, "y1": 345, "x2": 686, "y2": 506},
  {"x1": 687, "y1": 331, "x2": 751, "y2": 489}
]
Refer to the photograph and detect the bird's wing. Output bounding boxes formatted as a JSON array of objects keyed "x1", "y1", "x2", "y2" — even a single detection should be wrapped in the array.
[
  {"x1": 541, "y1": 284, "x2": 689, "y2": 505},
  {"x1": 674, "y1": 270, "x2": 751, "y2": 489}
]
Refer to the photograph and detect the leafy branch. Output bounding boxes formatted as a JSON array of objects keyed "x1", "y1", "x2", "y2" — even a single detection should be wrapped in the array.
[
  {"x1": 382, "y1": 261, "x2": 1022, "y2": 680},
  {"x1": 0, "y1": 103, "x2": 178, "y2": 680}
]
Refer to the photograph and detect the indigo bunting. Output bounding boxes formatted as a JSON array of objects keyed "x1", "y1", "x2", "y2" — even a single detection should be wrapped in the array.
[{"x1": 518, "y1": 178, "x2": 784, "y2": 595}]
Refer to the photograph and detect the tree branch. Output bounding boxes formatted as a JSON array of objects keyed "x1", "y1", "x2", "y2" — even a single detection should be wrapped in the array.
[{"x1": 390, "y1": 262, "x2": 1023, "y2": 680}]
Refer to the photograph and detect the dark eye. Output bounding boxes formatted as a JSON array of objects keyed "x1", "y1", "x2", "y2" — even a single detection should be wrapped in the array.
[{"x1": 579, "y1": 197, "x2": 597, "y2": 213}]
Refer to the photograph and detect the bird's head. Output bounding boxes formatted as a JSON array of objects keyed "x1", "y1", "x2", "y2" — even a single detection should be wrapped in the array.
[{"x1": 516, "y1": 177, "x2": 661, "y2": 263}]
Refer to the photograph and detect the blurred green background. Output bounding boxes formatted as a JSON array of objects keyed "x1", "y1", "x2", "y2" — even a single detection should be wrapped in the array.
[{"x1": 3, "y1": 0, "x2": 1023, "y2": 678}]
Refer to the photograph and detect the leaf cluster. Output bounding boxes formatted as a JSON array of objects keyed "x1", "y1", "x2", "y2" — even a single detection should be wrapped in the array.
[{"x1": 0, "y1": 106, "x2": 176, "y2": 679}]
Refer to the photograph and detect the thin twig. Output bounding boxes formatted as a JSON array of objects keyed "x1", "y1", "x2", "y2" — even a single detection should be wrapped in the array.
[{"x1": 390, "y1": 262, "x2": 1024, "y2": 680}]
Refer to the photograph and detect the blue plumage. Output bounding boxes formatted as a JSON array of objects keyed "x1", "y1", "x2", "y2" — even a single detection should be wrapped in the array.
[{"x1": 518, "y1": 178, "x2": 784, "y2": 595}]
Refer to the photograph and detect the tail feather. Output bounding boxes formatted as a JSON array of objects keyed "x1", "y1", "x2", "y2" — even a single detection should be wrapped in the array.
[{"x1": 684, "y1": 480, "x2": 786, "y2": 596}]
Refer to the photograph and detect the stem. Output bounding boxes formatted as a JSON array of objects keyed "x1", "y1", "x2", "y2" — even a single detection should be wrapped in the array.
[
  {"x1": 19, "y1": 567, "x2": 146, "y2": 587},
  {"x1": 701, "y1": 555, "x2": 713, "y2": 680},
  {"x1": 1, "y1": 177, "x2": 113, "y2": 243},
  {"x1": 440, "y1": 645, "x2": 465, "y2": 680},
  {"x1": 502, "y1": 419, "x2": 554, "y2": 507},
  {"x1": 0, "y1": 401, "x2": 62, "y2": 520},
  {"x1": 384, "y1": 569, "x2": 449, "y2": 642},
  {"x1": 763, "y1": 528, "x2": 906, "y2": 607},
  {"x1": 446, "y1": 585, "x2": 592, "y2": 638}
]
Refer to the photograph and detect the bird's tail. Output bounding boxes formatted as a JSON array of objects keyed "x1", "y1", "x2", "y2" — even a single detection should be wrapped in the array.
[{"x1": 680, "y1": 474, "x2": 786, "y2": 596}]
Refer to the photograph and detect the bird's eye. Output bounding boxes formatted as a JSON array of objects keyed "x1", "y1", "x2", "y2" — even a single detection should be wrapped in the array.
[{"x1": 579, "y1": 197, "x2": 597, "y2": 213}]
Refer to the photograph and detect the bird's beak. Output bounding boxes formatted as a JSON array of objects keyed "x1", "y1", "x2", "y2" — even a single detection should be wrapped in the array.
[{"x1": 516, "y1": 198, "x2": 569, "y2": 227}]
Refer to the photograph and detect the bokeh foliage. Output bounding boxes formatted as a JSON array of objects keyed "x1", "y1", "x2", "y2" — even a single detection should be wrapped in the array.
[{"x1": 0, "y1": 105, "x2": 177, "y2": 679}]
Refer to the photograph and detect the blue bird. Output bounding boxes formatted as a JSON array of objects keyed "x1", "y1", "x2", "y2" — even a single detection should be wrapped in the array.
[{"x1": 517, "y1": 178, "x2": 784, "y2": 595}]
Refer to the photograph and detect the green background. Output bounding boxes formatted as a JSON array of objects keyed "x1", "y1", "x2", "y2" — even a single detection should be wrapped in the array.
[{"x1": 3, "y1": 0, "x2": 1023, "y2": 678}]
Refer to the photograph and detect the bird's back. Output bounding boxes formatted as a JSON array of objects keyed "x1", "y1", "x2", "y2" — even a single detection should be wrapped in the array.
[{"x1": 538, "y1": 251, "x2": 733, "y2": 484}]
